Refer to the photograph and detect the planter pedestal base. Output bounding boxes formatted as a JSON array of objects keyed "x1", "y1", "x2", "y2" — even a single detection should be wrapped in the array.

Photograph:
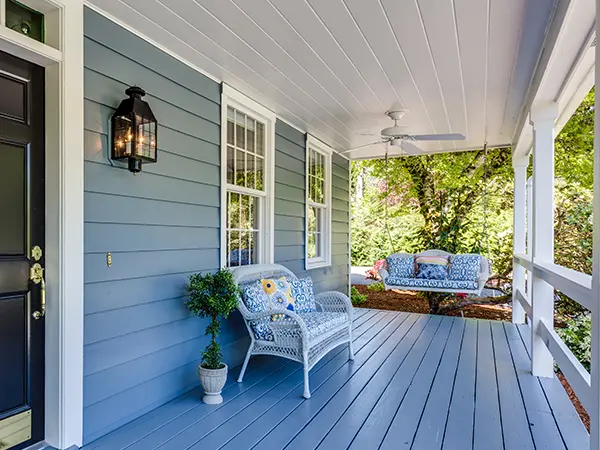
[
  {"x1": 198, "y1": 363, "x2": 228, "y2": 405},
  {"x1": 202, "y1": 392, "x2": 223, "y2": 405}
]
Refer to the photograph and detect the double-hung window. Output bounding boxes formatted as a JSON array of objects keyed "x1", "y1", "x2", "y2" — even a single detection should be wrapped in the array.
[
  {"x1": 306, "y1": 135, "x2": 332, "y2": 269},
  {"x1": 221, "y1": 85, "x2": 275, "y2": 267}
]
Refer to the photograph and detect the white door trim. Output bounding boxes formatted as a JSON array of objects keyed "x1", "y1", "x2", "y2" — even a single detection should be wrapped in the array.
[{"x1": 0, "y1": 1, "x2": 85, "y2": 449}]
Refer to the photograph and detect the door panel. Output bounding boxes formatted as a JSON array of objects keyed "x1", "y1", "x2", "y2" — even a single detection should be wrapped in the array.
[
  {"x1": 0, "y1": 50, "x2": 44, "y2": 450},
  {"x1": 0, "y1": 296, "x2": 26, "y2": 413},
  {"x1": 0, "y1": 141, "x2": 26, "y2": 255},
  {"x1": 0, "y1": 72, "x2": 27, "y2": 122}
]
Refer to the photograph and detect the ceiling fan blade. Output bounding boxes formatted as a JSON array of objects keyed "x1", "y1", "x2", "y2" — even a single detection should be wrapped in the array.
[
  {"x1": 412, "y1": 133, "x2": 466, "y2": 141},
  {"x1": 341, "y1": 140, "x2": 388, "y2": 154},
  {"x1": 400, "y1": 141, "x2": 423, "y2": 155}
]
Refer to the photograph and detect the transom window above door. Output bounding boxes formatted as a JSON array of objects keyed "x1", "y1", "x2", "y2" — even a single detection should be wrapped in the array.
[{"x1": 221, "y1": 85, "x2": 275, "y2": 268}]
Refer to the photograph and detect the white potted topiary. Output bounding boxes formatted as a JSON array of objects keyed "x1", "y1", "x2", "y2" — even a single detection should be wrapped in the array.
[{"x1": 185, "y1": 269, "x2": 240, "y2": 404}]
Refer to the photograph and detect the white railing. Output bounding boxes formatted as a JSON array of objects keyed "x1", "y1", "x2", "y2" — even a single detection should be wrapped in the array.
[
  {"x1": 514, "y1": 287, "x2": 532, "y2": 317},
  {"x1": 512, "y1": 254, "x2": 593, "y2": 423}
]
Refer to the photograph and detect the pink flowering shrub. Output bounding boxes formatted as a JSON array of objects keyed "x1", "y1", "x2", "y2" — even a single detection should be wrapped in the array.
[{"x1": 365, "y1": 259, "x2": 386, "y2": 280}]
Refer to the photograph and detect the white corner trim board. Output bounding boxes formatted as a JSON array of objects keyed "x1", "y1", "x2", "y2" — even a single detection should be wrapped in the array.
[{"x1": 0, "y1": 0, "x2": 86, "y2": 448}]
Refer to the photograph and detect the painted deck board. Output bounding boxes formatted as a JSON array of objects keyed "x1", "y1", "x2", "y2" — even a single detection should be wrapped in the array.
[
  {"x1": 516, "y1": 324, "x2": 590, "y2": 450},
  {"x1": 442, "y1": 318, "x2": 478, "y2": 450},
  {"x1": 83, "y1": 310, "x2": 588, "y2": 450},
  {"x1": 403, "y1": 317, "x2": 465, "y2": 450},
  {"x1": 473, "y1": 320, "x2": 503, "y2": 450}
]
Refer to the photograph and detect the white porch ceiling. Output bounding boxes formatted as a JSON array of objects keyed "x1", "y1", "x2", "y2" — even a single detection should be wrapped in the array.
[{"x1": 87, "y1": 0, "x2": 557, "y2": 158}]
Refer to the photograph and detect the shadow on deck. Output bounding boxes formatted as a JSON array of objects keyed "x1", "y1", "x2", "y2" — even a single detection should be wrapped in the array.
[{"x1": 82, "y1": 308, "x2": 588, "y2": 450}]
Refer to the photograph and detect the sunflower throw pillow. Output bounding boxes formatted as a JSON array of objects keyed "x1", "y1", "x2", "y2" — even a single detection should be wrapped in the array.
[{"x1": 261, "y1": 276, "x2": 295, "y2": 321}]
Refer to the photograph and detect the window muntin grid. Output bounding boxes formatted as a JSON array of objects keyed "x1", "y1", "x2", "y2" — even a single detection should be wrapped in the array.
[{"x1": 226, "y1": 107, "x2": 265, "y2": 192}]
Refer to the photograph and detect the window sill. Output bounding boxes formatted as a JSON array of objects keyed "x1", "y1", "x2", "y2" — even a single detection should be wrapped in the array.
[{"x1": 306, "y1": 260, "x2": 331, "y2": 270}]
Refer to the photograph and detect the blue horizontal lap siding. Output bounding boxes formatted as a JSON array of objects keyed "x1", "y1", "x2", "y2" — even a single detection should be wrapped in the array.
[
  {"x1": 273, "y1": 121, "x2": 350, "y2": 295},
  {"x1": 82, "y1": 8, "x2": 248, "y2": 444}
]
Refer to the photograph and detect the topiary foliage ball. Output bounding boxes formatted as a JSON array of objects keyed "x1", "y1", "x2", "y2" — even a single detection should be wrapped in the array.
[{"x1": 186, "y1": 269, "x2": 241, "y2": 370}]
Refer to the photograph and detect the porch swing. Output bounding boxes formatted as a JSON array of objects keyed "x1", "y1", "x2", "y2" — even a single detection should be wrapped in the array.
[{"x1": 377, "y1": 144, "x2": 492, "y2": 296}]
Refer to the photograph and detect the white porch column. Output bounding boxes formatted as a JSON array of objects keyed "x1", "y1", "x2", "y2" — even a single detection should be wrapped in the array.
[
  {"x1": 526, "y1": 177, "x2": 533, "y2": 296},
  {"x1": 530, "y1": 102, "x2": 558, "y2": 378},
  {"x1": 590, "y1": 6, "x2": 600, "y2": 447},
  {"x1": 512, "y1": 155, "x2": 528, "y2": 323}
]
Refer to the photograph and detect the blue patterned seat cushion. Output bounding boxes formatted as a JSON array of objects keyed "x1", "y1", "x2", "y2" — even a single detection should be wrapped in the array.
[
  {"x1": 242, "y1": 281, "x2": 274, "y2": 341},
  {"x1": 273, "y1": 312, "x2": 348, "y2": 340},
  {"x1": 386, "y1": 255, "x2": 415, "y2": 279},
  {"x1": 449, "y1": 255, "x2": 481, "y2": 282},
  {"x1": 385, "y1": 277, "x2": 478, "y2": 291},
  {"x1": 289, "y1": 277, "x2": 316, "y2": 313}
]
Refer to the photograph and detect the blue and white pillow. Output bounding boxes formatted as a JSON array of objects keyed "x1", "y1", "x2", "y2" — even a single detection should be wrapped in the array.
[
  {"x1": 242, "y1": 281, "x2": 274, "y2": 341},
  {"x1": 448, "y1": 255, "x2": 481, "y2": 282},
  {"x1": 290, "y1": 277, "x2": 316, "y2": 313},
  {"x1": 416, "y1": 263, "x2": 448, "y2": 280},
  {"x1": 415, "y1": 255, "x2": 448, "y2": 280},
  {"x1": 387, "y1": 255, "x2": 415, "y2": 279},
  {"x1": 242, "y1": 281, "x2": 271, "y2": 313}
]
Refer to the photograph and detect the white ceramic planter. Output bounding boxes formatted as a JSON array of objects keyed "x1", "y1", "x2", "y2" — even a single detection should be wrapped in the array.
[{"x1": 198, "y1": 363, "x2": 228, "y2": 404}]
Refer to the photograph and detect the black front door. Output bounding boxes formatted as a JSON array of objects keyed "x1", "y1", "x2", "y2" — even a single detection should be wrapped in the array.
[{"x1": 0, "y1": 50, "x2": 45, "y2": 450}]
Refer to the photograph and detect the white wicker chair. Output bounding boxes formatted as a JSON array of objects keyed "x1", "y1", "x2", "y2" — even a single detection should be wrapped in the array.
[{"x1": 231, "y1": 264, "x2": 354, "y2": 399}]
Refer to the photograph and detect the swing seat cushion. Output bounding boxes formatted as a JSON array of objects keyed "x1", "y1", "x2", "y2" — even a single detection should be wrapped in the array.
[
  {"x1": 387, "y1": 254, "x2": 415, "y2": 278},
  {"x1": 448, "y1": 255, "x2": 481, "y2": 282},
  {"x1": 386, "y1": 277, "x2": 479, "y2": 291}
]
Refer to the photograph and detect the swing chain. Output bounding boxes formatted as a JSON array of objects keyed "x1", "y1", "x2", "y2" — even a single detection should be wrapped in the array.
[
  {"x1": 384, "y1": 148, "x2": 395, "y2": 253},
  {"x1": 482, "y1": 142, "x2": 490, "y2": 257}
]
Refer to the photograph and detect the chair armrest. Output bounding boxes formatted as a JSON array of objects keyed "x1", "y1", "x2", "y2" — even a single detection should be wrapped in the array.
[
  {"x1": 479, "y1": 258, "x2": 491, "y2": 283},
  {"x1": 237, "y1": 303, "x2": 310, "y2": 342},
  {"x1": 379, "y1": 268, "x2": 389, "y2": 282},
  {"x1": 314, "y1": 291, "x2": 353, "y2": 320}
]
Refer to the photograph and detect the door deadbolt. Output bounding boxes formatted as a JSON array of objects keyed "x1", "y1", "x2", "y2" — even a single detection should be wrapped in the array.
[{"x1": 31, "y1": 245, "x2": 42, "y2": 261}]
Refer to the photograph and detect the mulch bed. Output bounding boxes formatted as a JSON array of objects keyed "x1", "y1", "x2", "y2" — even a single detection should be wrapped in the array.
[
  {"x1": 353, "y1": 284, "x2": 589, "y2": 431},
  {"x1": 352, "y1": 285, "x2": 513, "y2": 321}
]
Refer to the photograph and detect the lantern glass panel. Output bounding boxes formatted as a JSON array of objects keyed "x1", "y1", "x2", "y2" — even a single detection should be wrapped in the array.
[
  {"x1": 134, "y1": 114, "x2": 157, "y2": 161},
  {"x1": 113, "y1": 115, "x2": 133, "y2": 158}
]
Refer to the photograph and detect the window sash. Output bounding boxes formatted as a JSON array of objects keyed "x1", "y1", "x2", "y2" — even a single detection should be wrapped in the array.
[
  {"x1": 226, "y1": 191, "x2": 262, "y2": 267},
  {"x1": 307, "y1": 204, "x2": 326, "y2": 260},
  {"x1": 306, "y1": 139, "x2": 332, "y2": 268},
  {"x1": 226, "y1": 106, "x2": 266, "y2": 195}
]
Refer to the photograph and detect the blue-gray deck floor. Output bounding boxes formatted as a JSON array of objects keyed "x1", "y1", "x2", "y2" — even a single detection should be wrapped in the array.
[{"x1": 82, "y1": 308, "x2": 589, "y2": 450}]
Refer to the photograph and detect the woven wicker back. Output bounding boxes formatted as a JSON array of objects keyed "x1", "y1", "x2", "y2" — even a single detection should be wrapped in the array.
[{"x1": 230, "y1": 264, "x2": 298, "y2": 287}]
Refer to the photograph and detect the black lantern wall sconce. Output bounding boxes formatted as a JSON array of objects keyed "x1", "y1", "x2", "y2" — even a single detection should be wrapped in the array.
[{"x1": 111, "y1": 86, "x2": 158, "y2": 173}]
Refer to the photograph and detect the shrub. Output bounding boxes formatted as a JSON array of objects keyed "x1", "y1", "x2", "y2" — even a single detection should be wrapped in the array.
[
  {"x1": 351, "y1": 286, "x2": 367, "y2": 306},
  {"x1": 186, "y1": 269, "x2": 241, "y2": 369},
  {"x1": 367, "y1": 282, "x2": 385, "y2": 292},
  {"x1": 556, "y1": 313, "x2": 591, "y2": 372},
  {"x1": 365, "y1": 259, "x2": 386, "y2": 280}
]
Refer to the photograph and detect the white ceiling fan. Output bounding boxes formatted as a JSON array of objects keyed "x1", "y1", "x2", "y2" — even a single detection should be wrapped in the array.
[{"x1": 342, "y1": 110, "x2": 465, "y2": 155}]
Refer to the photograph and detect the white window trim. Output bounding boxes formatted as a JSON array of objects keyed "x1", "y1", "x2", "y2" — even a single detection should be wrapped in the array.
[
  {"x1": 305, "y1": 135, "x2": 333, "y2": 270},
  {"x1": 220, "y1": 84, "x2": 275, "y2": 267}
]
